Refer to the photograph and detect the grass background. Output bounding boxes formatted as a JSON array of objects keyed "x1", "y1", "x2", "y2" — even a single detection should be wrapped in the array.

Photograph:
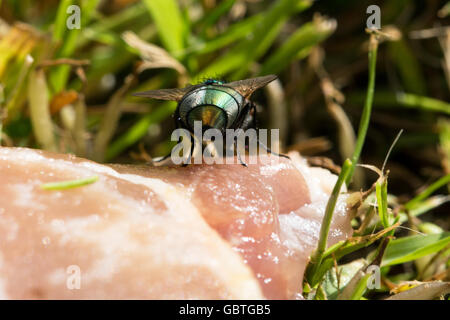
[{"x1": 0, "y1": 0, "x2": 449, "y2": 299}]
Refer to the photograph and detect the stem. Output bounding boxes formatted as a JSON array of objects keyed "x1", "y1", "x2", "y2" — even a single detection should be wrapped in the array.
[
  {"x1": 346, "y1": 33, "x2": 378, "y2": 185},
  {"x1": 309, "y1": 159, "x2": 352, "y2": 277},
  {"x1": 93, "y1": 74, "x2": 135, "y2": 162}
]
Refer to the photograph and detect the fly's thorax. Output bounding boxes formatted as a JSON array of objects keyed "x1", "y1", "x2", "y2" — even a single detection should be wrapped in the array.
[{"x1": 177, "y1": 85, "x2": 245, "y2": 131}]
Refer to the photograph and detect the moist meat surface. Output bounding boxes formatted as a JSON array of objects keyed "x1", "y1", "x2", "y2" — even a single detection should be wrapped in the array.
[{"x1": 0, "y1": 147, "x2": 352, "y2": 299}]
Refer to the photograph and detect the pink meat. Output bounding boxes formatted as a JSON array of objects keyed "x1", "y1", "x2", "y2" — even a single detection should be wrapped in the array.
[{"x1": 0, "y1": 147, "x2": 352, "y2": 299}]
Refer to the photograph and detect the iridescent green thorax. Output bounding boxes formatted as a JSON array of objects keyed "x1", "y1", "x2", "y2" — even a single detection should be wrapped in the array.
[{"x1": 178, "y1": 85, "x2": 245, "y2": 131}]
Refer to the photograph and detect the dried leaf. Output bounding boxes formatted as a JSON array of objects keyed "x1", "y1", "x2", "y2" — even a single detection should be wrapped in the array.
[
  {"x1": 50, "y1": 90, "x2": 78, "y2": 114},
  {"x1": 386, "y1": 281, "x2": 450, "y2": 300}
]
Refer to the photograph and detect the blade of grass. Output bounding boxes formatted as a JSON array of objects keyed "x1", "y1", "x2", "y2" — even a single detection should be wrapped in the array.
[
  {"x1": 323, "y1": 259, "x2": 366, "y2": 299},
  {"x1": 438, "y1": 118, "x2": 450, "y2": 178},
  {"x1": 337, "y1": 270, "x2": 370, "y2": 300},
  {"x1": 41, "y1": 175, "x2": 98, "y2": 190},
  {"x1": 78, "y1": 1, "x2": 146, "y2": 48},
  {"x1": 396, "y1": 92, "x2": 450, "y2": 115},
  {"x1": 53, "y1": 0, "x2": 73, "y2": 42},
  {"x1": 348, "y1": 91, "x2": 450, "y2": 115},
  {"x1": 5, "y1": 54, "x2": 34, "y2": 119},
  {"x1": 94, "y1": 74, "x2": 135, "y2": 162},
  {"x1": 388, "y1": 39, "x2": 426, "y2": 95},
  {"x1": 307, "y1": 159, "x2": 352, "y2": 281},
  {"x1": 346, "y1": 32, "x2": 378, "y2": 185},
  {"x1": 376, "y1": 176, "x2": 390, "y2": 228},
  {"x1": 74, "y1": 94, "x2": 87, "y2": 157},
  {"x1": 260, "y1": 16, "x2": 336, "y2": 75},
  {"x1": 50, "y1": 0, "x2": 100, "y2": 93},
  {"x1": 381, "y1": 232, "x2": 450, "y2": 267},
  {"x1": 182, "y1": 14, "x2": 262, "y2": 57},
  {"x1": 196, "y1": 0, "x2": 236, "y2": 30},
  {"x1": 198, "y1": 0, "x2": 312, "y2": 79},
  {"x1": 105, "y1": 101, "x2": 177, "y2": 162},
  {"x1": 309, "y1": 223, "x2": 399, "y2": 286},
  {"x1": 28, "y1": 68, "x2": 57, "y2": 152},
  {"x1": 386, "y1": 282, "x2": 450, "y2": 300},
  {"x1": 143, "y1": 0, "x2": 186, "y2": 54}
]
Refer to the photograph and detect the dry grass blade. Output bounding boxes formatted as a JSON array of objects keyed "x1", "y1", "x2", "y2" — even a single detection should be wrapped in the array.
[
  {"x1": 5, "y1": 54, "x2": 34, "y2": 115},
  {"x1": 93, "y1": 74, "x2": 136, "y2": 162},
  {"x1": 287, "y1": 137, "x2": 332, "y2": 155},
  {"x1": 37, "y1": 58, "x2": 90, "y2": 68},
  {"x1": 27, "y1": 68, "x2": 57, "y2": 152},
  {"x1": 336, "y1": 268, "x2": 366, "y2": 300},
  {"x1": 74, "y1": 94, "x2": 87, "y2": 157},
  {"x1": 386, "y1": 281, "x2": 450, "y2": 300},
  {"x1": 310, "y1": 47, "x2": 362, "y2": 187},
  {"x1": 265, "y1": 78, "x2": 287, "y2": 150},
  {"x1": 122, "y1": 31, "x2": 187, "y2": 84}
]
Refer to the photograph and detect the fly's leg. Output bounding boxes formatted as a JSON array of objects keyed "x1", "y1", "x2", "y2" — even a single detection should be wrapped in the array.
[
  {"x1": 248, "y1": 103, "x2": 290, "y2": 160},
  {"x1": 151, "y1": 153, "x2": 172, "y2": 166},
  {"x1": 235, "y1": 136, "x2": 248, "y2": 167},
  {"x1": 258, "y1": 139, "x2": 290, "y2": 159},
  {"x1": 152, "y1": 114, "x2": 189, "y2": 166}
]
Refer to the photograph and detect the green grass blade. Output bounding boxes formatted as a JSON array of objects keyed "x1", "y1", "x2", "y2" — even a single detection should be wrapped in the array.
[
  {"x1": 196, "y1": 0, "x2": 236, "y2": 30},
  {"x1": 183, "y1": 14, "x2": 262, "y2": 57},
  {"x1": 260, "y1": 18, "x2": 336, "y2": 75},
  {"x1": 349, "y1": 273, "x2": 371, "y2": 300},
  {"x1": 381, "y1": 232, "x2": 450, "y2": 267},
  {"x1": 105, "y1": 101, "x2": 177, "y2": 161},
  {"x1": 41, "y1": 176, "x2": 99, "y2": 190},
  {"x1": 198, "y1": 0, "x2": 312, "y2": 79},
  {"x1": 309, "y1": 223, "x2": 398, "y2": 286},
  {"x1": 323, "y1": 259, "x2": 366, "y2": 299},
  {"x1": 307, "y1": 159, "x2": 352, "y2": 283},
  {"x1": 143, "y1": 0, "x2": 186, "y2": 54},
  {"x1": 397, "y1": 93, "x2": 450, "y2": 115},
  {"x1": 375, "y1": 177, "x2": 389, "y2": 228},
  {"x1": 348, "y1": 91, "x2": 450, "y2": 115},
  {"x1": 50, "y1": 0, "x2": 101, "y2": 93},
  {"x1": 438, "y1": 119, "x2": 450, "y2": 182},
  {"x1": 346, "y1": 34, "x2": 378, "y2": 185},
  {"x1": 388, "y1": 39, "x2": 426, "y2": 95},
  {"x1": 78, "y1": 2, "x2": 146, "y2": 48},
  {"x1": 53, "y1": 0, "x2": 73, "y2": 42}
]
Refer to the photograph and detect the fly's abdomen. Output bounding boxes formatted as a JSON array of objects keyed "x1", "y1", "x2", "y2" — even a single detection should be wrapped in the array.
[{"x1": 178, "y1": 86, "x2": 244, "y2": 130}]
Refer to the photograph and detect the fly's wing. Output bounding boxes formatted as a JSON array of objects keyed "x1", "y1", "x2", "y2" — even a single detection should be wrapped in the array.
[
  {"x1": 225, "y1": 75, "x2": 277, "y2": 98},
  {"x1": 132, "y1": 84, "x2": 201, "y2": 101}
]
